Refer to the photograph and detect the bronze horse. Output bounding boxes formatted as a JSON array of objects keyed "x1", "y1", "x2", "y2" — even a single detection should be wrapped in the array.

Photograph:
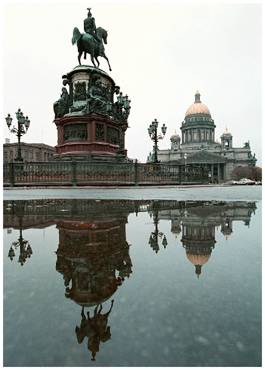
[
  {"x1": 72, "y1": 26, "x2": 112, "y2": 71},
  {"x1": 75, "y1": 300, "x2": 114, "y2": 361}
]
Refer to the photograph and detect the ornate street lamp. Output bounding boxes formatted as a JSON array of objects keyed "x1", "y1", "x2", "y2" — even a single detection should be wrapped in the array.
[
  {"x1": 148, "y1": 119, "x2": 167, "y2": 163},
  {"x1": 8, "y1": 229, "x2": 32, "y2": 266},
  {"x1": 148, "y1": 209, "x2": 168, "y2": 253},
  {"x1": 5, "y1": 109, "x2": 30, "y2": 162},
  {"x1": 7, "y1": 201, "x2": 32, "y2": 266},
  {"x1": 113, "y1": 90, "x2": 131, "y2": 122}
]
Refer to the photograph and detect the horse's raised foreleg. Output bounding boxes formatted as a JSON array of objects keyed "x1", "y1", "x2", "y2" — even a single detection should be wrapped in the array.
[
  {"x1": 98, "y1": 304, "x2": 103, "y2": 314},
  {"x1": 90, "y1": 53, "x2": 97, "y2": 68},
  {"x1": 105, "y1": 300, "x2": 114, "y2": 316},
  {"x1": 78, "y1": 51, "x2": 83, "y2": 65},
  {"x1": 103, "y1": 54, "x2": 112, "y2": 71},
  {"x1": 95, "y1": 56, "x2": 100, "y2": 67},
  {"x1": 94, "y1": 305, "x2": 99, "y2": 316}
]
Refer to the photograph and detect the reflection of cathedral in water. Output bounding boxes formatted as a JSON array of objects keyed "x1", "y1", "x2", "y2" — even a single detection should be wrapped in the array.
[
  {"x1": 182, "y1": 219, "x2": 215, "y2": 278},
  {"x1": 3, "y1": 199, "x2": 257, "y2": 359},
  {"x1": 156, "y1": 201, "x2": 256, "y2": 277}
]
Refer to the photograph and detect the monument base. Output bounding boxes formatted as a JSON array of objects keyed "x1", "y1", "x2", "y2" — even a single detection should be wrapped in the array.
[{"x1": 53, "y1": 66, "x2": 130, "y2": 163}]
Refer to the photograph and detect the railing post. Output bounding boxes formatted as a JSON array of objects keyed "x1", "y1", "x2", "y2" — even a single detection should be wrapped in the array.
[
  {"x1": 9, "y1": 162, "x2": 15, "y2": 187},
  {"x1": 71, "y1": 161, "x2": 77, "y2": 186},
  {"x1": 134, "y1": 160, "x2": 138, "y2": 185}
]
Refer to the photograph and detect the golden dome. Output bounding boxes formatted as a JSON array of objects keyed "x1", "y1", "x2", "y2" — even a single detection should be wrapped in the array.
[
  {"x1": 185, "y1": 91, "x2": 211, "y2": 117},
  {"x1": 186, "y1": 252, "x2": 210, "y2": 267},
  {"x1": 186, "y1": 250, "x2": 212, "y2": 278}
]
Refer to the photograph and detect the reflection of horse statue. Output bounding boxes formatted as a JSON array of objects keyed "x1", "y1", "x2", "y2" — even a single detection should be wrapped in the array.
[
  {"x1": 72, "y1": 27, "x2": 112, "y2": 71},
  {"x1": 75, "y1": 300, "x2": 114, "y2": 361}
]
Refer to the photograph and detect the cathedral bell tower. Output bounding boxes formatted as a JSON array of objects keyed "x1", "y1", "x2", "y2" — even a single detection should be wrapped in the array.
[{"x1": 221, "y1": 128, "x2": 233, "y2": 149}]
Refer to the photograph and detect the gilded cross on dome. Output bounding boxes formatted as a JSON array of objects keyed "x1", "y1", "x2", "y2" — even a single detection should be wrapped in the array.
[{"x1": 195, "y1": 90, "x2": 201, "y2": 103}]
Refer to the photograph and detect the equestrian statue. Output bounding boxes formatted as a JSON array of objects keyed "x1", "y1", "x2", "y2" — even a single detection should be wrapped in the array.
[{"x1": 72, "y1": 8, "x2": 112, "y2": 71}]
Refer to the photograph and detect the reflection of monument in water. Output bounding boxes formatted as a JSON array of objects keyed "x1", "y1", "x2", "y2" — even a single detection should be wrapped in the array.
[
  {"x1": 154, "y1": 201, "x2": 257, "y2": 277},
  {"x1": 55, "y1": 209, "x2": 132, "y2": 361},
  {"x1": 4, "y1": 199, "x2": 135, "y2": 361},
  {"x1": 4, "y1": 199, "x2": 257, "y2": 359},
  {"x1": 4, "y1": 200, "x2": 257, "y2": 279}
]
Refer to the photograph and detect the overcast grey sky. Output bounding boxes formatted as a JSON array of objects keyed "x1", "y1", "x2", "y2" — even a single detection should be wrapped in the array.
[{"x1": 2, "y1": 0, "x2": 262, "y2": 164}]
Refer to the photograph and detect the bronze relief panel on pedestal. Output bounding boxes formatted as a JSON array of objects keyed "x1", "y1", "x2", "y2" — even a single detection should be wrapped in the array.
[
  {"x1": 64, "y1": 123, "x2": 88, "y2": 142},
  {"x1": 95, "y1": 123, "x2": 105, "y2": 141}
]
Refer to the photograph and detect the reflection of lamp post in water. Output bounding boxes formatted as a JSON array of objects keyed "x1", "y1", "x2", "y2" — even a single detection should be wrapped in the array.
[
  {"x1": 7, "y1": 203, "x2": 32, "y2": 266},
  {"x1": 8, "y1": 228, "x2": 32, "y2": 265},
  {"x1": 148, "y1": 209, "x2": 168, "y2": 253}
]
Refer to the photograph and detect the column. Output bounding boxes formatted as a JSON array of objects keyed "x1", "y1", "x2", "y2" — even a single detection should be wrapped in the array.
[{"x1": 217, "y1": 163, "x2": 220, "y2": 183}]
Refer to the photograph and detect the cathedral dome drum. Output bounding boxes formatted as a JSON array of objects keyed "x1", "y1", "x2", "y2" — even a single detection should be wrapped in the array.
[{"x1": 181, "y1": 91, "x2": 216, "y2": 145}]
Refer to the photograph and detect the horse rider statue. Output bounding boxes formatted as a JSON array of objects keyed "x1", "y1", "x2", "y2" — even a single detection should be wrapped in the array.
[
  {"x1": 84, "y1": 8, "x2": 100, "y2": 43},
  {"x1": 72, "y1": 8, "x2": 112, "y2": 70}
]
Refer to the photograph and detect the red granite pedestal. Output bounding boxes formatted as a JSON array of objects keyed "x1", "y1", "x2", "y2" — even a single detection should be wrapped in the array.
[{"x1": 54, "y1": 113, "x2": 127, "y2": 161}]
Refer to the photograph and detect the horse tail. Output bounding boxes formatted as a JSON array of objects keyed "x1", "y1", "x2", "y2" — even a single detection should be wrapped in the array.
[{"x1": 72, "y1": 27, "x2": 82, "y2": 45}]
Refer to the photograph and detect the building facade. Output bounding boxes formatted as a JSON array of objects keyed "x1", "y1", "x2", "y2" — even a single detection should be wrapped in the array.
[
  {"x1": 150, "y1": 91, "x2": 256, "y2": 182},
  {"x1": 3, "y1": 142, "x2": 55, "y2": 163}
]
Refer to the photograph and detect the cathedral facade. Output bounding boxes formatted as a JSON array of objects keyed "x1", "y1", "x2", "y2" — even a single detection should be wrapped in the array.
[{"x1": 152, "y1": 91, "x2": 256, "y2": 182}]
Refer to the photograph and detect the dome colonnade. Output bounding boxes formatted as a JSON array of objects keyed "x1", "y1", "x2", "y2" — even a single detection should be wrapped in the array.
[{"x1": 181, "y1": 91, "x2": 215, "y2": 145}]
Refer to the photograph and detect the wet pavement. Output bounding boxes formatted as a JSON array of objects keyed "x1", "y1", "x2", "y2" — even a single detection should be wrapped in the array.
[
  {"x1": 3, "y1": 185, "x2": 262, "y2": 201},
  {"x1": 3, "y1": 198, "x2": 261, "y2": 366}
]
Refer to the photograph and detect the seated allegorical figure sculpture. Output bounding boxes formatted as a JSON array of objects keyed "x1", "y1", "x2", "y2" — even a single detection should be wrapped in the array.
[{"x1": 53, "y1": 87, "x2": 70, "y2": 118}]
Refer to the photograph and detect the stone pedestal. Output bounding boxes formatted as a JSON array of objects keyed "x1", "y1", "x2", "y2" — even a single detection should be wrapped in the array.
[{"x1": 53, "y1": 65, "x2": 130, "y2": 162}]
